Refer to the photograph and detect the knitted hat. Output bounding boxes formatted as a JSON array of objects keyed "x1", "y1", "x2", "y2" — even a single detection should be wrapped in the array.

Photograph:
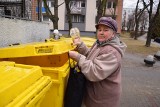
[{"x1": 95, "y1": 17, "x2": 118, "y2": 32}]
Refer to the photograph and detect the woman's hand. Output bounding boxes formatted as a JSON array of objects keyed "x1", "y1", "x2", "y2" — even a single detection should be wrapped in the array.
[
  {"x1": 69, "y1": 51, "x2": 80, "y2": 62},
  {"x1": 72, "y1": 37, "x2": 82, "y2": 46},
  {"x1": 70, "y1": 27, "x2": 82, "y2": 46}
]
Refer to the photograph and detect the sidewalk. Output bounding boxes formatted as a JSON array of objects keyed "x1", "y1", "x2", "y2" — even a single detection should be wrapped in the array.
[
  {"x1": 120, "y1": 52, "x2": 160, "y2": 107},
  {"x1": 138, "y1": 33, "x2": 160, "y2": 46}
]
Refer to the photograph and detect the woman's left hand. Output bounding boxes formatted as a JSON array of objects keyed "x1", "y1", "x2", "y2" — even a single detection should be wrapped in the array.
[{"x1": 69, "y1": 51, "x2": 80, "y2": 62}]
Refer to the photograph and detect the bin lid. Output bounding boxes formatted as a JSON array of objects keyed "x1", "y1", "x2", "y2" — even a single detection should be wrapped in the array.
[
  {"x1": 0, "y1": 38, "x2": 75, "y2": 58},
  {"x1": 0, "y1": 61, "x2": 43, "y2": 107},
  {"x1": 81, "y1": 37, "x2": 96, "y2": 47},
  {"x1": 6, "y1": 76, "x2": 52, "y2": 107}
]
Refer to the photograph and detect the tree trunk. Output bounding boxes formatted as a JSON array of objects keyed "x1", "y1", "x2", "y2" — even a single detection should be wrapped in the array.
[
  {"x1": 97, "y1": 0, "x2": 103, "y2": 23},
  {"x1": 43, "y1": 0, "x2": 59, "y2": 30},
  {"x1": 145, "y1": 0, "x2": 153, "y2": 47},
  {"x1": 134, "y1": 20, "x2": 139, "y2": 40},
  {"x1": 102, "y1": 0, "x2": 107, "y2": 16},
  {"x1": 134, "y1": 0, "x2": 139, "y2": 39},
  {"x1": 53, "y1": 0, "x2": 59, "y2": 29},
  {"x1": 65, "y1": 0, "x2": 72, "y2": 37},
  {"x1": 145, "y1": 25, "x2": 152, "y2": 47},
  {"x1": 134, "y1": 0, "x2": 149, "y2": 40}
]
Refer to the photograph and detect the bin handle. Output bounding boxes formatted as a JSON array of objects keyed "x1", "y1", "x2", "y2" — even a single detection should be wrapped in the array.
[
  {"x1": 9, "y1": 43, "x2": 20, "y2": 46},
  {"x1": 68, "y1": 52, "x2": 76, "y2": 68}
]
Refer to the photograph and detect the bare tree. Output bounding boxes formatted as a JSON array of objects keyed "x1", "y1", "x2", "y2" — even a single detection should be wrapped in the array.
[
  {"x1": 134, "y1": 0, "x2": 149, "y2": 40},
  {"x1": 96, "y1": 0, "x2": 107, "y2": 23},
  {"x1": 43, "y1": 0, "x2": 64, "y2": 29},
  {"x1": 65, "y1": 0, "x2": 72, "y2": 36},
  {"x1": 151, "y1": 2, "x2": 160, "y2": 38},
  {"x1": 144, "y1": 0, "x2": 160, "y2": 46},
  {"x1": 108, "y1": 0, "x2": 118, "y2": 19},
  {"x1": 127, "y1": 13, "x2": 135, "y2": 32},
  {"x1": 122, "y1": 10, "x2": 126, "y2": 31},
  {"x1": 139, "y1": 11, "x2": 148, "y2": 35}
]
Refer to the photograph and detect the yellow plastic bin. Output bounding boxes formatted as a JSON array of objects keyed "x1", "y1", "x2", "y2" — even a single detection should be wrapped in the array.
[
  {"x1": 0, "y1": 38, "x2": 74, "y2": 67},
  {"x1": 81, "y1": 37, "x2": 96, "y2": 47},
  {"x1": 0, "y1": 38, "x2": 74, "y2": 107},
  {"x1": 0, "y1": 61, "x2": 52, "y2": 107},
  {"x1": 64, "y1": 37, "x2": 96, "y2": 47},
  {"x1": 40, "y1": 61, "x2": 72, "y2": 107}
]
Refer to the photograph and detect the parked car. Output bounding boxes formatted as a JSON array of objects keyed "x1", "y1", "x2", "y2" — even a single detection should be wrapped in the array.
[
  {"x1": 151, "y1": 33, "x2": 157, "y2": 39},
  {"x1": 154, "y1": 37, "x2": 160, "y2": 43}
]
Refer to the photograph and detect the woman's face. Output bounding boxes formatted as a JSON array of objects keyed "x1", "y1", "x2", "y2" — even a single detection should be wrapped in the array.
[{"x1": 97, "y1": 25, "x2": 114, "y2": 42}]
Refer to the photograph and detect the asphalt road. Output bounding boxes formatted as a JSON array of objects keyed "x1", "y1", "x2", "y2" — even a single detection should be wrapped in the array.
[{"x1": 120, "y1": 52, "x2": 160, "y2": 107}]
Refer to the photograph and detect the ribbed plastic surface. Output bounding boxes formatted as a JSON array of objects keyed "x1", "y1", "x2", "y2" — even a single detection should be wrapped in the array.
[
  {"x1": 40, "y1": 60, "x2": 72, "y2": 107},
  {"x1": 0, "y1": 38, "x2": 74, "y2": 58},
  {"x1": 0, "y1": 61, "x2": 43, "y2": 107},
  {"x1": 6, "y1": 76, "x2": 52, "y2": 107}
]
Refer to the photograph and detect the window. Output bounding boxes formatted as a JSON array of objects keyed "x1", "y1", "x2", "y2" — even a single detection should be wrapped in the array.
[
  {"x1": 42, "y1": 1, "x2": 53, "y2": 7},
  {"x1": 42, "y1": 2, "x2": 44, "y2": 7},
  {"x1": 113, "y1": 2, "x2": 116, "y2": 8},
  {"x1": 43, "y1": 15, "x2": 50, "y2": 21},
  {"x1": 107, "y1": 2, "x2": 112, "y2": 8},
  {"x1": 80, "y1": 15, "x2": 85, "y2": 22},
  {"x1": 81, "y1": 1, "x2": 85, "y2": 8},
  {"x1": 96, "y1": 0, "x2": 100, "y2": 8},
  {"x1": 70, "y1": 1, "x2": 85, "y2": 9},
  {"x1": 107, "y1": 1, "x2": 116, "y2": 8},
  {"x1": 51, "y1": 1, "x2": 54, "y2": 7},
  {"x1": 70, "y1": 15, "x2": 85, "y2": 23},
  {"x1": 47, "y1": 1, "x2": 51, "y2": 7}
]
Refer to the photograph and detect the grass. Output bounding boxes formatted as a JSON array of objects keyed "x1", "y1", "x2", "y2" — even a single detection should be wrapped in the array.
[{"x1": 120, "y1": 32, "x2": 160, "y2": 56}]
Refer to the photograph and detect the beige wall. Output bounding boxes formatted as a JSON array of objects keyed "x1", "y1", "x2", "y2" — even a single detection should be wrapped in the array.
[
  {"x1": 58, "y1": 0, "x2": 65, "y2": 30},
  {"x1": 85, "y1": 0, "x2": 97, "y2": 32}
]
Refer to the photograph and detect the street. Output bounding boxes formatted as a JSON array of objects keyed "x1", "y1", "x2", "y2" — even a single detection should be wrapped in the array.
[{"x1": 121, "y1": 52, "x2": 160, "y2": 107}]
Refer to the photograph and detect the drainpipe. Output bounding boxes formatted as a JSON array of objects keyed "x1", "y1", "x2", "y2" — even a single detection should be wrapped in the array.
[{"x1": 38, "y1": 0, "x2": 42, "y2": 21}]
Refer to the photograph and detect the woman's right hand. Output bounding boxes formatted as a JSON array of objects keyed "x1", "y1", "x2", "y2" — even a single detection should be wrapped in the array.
[
  {"x1": 72, "y1": 36, "x2": 82, "y2": 46},
  {"x1": 70, "y1": 27, "x2": 82, "y2": 46}
]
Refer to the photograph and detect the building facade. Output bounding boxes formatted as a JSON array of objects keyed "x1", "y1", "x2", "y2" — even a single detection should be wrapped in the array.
[
  {"x1": 0, "y1": 0, "x2": 123, "y2": 33},
  {"x1": 36, "y1": 0, "x2": 123, "y2": 33},
  {"x1": 33, "y1": 0, "x2": 123, "y2": 33}
]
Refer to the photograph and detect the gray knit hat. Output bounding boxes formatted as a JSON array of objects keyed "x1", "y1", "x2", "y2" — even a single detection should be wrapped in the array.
[{"x1": 95, "y1": 17, "x2": 118, "y2": 32}]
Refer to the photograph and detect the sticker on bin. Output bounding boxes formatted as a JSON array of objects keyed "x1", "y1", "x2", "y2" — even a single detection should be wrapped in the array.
[{"x1": 35, "y1": 46, "x2": 53, "y2": 54}]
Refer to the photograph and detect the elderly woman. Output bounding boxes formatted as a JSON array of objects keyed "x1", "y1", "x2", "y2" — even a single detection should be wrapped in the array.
[{"x1": 69, "y1": 17, "x2": 127, "y2": 107}]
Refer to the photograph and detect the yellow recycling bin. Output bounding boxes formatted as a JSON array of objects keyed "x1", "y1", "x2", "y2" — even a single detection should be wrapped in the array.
[
  {"x1": 40, "y1": 61, "x2": 72, "y2": 107},
  {"x1": 0, "y1": 38, "x2": 75, "y2": 107},
  {"x1": 0, "y1": 38, "x2": 74, "y2": 67},
  {"x1": 0, "y1": 61, "x2": 52, "y2": 107},
  {"x1": 81, "y1": 37, "x2": 96, "y2": 47}
]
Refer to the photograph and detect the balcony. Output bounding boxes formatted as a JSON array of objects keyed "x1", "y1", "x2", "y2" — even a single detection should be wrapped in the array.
[
  {"x1": 105, "y1": 8, "x2": 118, "y2": 16},
  {"x1": 0, "y1": 0, "x2": 22, "y2": 6},
  {"x1": 70, "y1": 7, "x2": 86, "y2": 15}
]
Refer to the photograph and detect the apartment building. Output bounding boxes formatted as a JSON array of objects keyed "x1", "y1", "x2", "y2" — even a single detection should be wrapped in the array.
[
  {"x1": 33, "y1": 0, "x2": 123, "y2": 33},
  {"x1": 0, "y1": 0, "x2": 123, "y2": 33},
  {"x1": 27, "y1": 0, "x2": 123, "y2": 33}
]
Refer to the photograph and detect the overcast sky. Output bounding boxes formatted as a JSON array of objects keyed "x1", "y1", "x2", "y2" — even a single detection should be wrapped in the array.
[{"x1": 123, "y1": 0, "x2": 137, "y2": 8}]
